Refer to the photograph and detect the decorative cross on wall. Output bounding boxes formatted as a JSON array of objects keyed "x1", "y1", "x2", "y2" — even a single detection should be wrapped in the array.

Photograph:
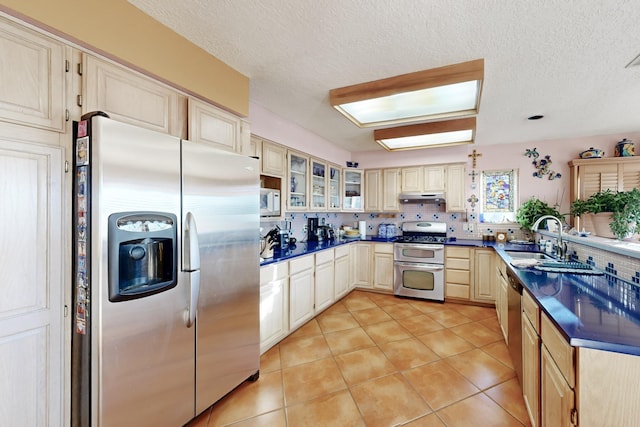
[{"x1": 468, "y1": 149, "x2": 482, "y2": 169}]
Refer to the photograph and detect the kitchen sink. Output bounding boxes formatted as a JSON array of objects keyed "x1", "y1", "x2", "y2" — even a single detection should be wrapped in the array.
[{"x1": 505, "y1": 251, "x2": 552, "y2": 260}]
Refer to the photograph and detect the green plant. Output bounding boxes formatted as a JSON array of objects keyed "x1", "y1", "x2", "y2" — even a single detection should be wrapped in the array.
[
  {"x1": 516, "y1": 198, "x2": 564, "y2": 231},
  {"x1": 570, "y1": 188, "x2": 640, "y2": 240}
]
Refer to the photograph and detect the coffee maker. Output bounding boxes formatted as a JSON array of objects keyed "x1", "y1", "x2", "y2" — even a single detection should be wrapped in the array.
[{"x1": 307, "y1": 217, "x2": 319, "y2": 241}]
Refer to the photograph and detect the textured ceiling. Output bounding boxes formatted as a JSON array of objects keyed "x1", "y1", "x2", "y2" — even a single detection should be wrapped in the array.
[{"x1": 128, "y1": 0, "x2": 640, "y2": 152}]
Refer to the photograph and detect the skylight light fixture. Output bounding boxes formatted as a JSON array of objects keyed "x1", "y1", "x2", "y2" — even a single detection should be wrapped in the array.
[
  {"x1": 374, "y1": 117, "x2": 476, "y2": 151},
  {"x1": 329, "y1": 59, "x2": 484, "y2": 127}
]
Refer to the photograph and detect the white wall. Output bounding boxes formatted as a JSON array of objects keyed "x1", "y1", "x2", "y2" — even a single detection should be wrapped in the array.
[{"x1": 249, "y1": 102, "x2": 351, "y2": 166}]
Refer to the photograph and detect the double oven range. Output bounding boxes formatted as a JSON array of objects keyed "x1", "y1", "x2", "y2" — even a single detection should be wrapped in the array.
[{"x1": 394, "y1": 221, "x2": 447, "y2": 302}]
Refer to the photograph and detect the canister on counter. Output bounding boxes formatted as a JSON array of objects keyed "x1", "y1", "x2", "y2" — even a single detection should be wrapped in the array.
[{"x1": 378, "y1": 223, "x2": 387, "y2": 238}]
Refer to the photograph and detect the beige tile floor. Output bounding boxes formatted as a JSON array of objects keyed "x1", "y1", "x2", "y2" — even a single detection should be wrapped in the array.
[{"x1": 188, "y1": 291, "x2": 531, "y2": 427}]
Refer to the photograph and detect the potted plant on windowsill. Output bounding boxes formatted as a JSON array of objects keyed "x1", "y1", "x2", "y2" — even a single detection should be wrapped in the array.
[
  {"x1": 516, "y1": 197, "x2": 565, "y2": 234},
  {"x1": 570, "y1": 188, "x2": 640, "y2": 240}
]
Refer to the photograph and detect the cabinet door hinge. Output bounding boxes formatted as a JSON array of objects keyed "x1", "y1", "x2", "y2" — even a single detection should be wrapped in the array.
[
  {"x1": 570, "y1": 408, "x2": 578, "y2": 426},
  {"x1": 65, "y1": 59, "x2": 70, "y2": 72},
  {"x1": 77, "y1": 94, "x2": 82, "y2": 107},
  {"x1": 65, "y1": 109, "x2": 70, "y2": 122},
  {"x1": 64, "y1": 305, "x2": 69, "y2": 317},
  {"x1": 65, "y1": 160, "x2": 69, "y2": 173},
  {"x1": 77, "y1": 62, "x2": 83, "y2": 76}
]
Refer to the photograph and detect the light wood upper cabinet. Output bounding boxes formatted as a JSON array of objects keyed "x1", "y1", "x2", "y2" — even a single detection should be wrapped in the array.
[
  {"x1": 400, "y1": 165, "x2": 446, "y2": 193},
  {"x1": 343, "y1": 169, "x2": 364, "y2": 212},
  {"x1": 83, "y1": 54, "x2": 186, "y2": 137},
  {"x1": 260, "y1": 139, "x2": 286, "y2": 177},
  {"x1": 328, "y1": 163, "x2": 342, "y2": 211},
  {"x1": 445, "y1": 163, "x2": 466, "y2": 212},
  {"x1": 0, "y1": 17, "x2": 65, "y2": 132},
  {"x1": 364, "y1": 169, "x2": 382, "y2": 212},
  {"x1": 288, "y1": 150, "x2": 309, "y2": 211},
  {"x1": 401, "y1": 166, "x2": 423, "y2": 192},
  {"x1": 424, "y1": 165, "x2": 446, "y2": 191},
  {"x1": 188, "y1": 97, "x2": 244, "y2": 152},
  {"x1": 310, "y1": 158, "x2": 328, "y2": 211},
  {"x1": 382, "y1": 168, "x2": 401, "y2": 212}
]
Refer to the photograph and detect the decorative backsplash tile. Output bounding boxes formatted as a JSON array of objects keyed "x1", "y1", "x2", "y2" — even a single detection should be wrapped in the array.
[{"x1": 260, "y1": 205, "x2": 640, "y2": 286}]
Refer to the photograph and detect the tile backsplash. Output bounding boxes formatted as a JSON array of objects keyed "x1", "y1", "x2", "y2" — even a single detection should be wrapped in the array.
[
  {"x1": 260, "y1": 204, "x2": 640, "y2": 286},
  {"x1": 260, "y1": 203, "x2": 530, "y2": 242}
]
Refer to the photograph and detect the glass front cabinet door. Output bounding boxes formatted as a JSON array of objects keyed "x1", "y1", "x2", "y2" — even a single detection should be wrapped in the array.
[
  {"x1": 343, "y1": 169, "x2": 363, "y2": 211},
  {"x1": 328, "y1": 164, "x2": 342, "y2": 211},
  {"x1": 310, "y1": 158, "x2": 327, "y2": 210},
  {"x1": 288, "y1": 151, "x2": 308, "y2": 210}
]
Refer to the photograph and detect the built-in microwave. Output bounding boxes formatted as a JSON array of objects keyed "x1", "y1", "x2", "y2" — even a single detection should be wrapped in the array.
[{"x1": 260, "y1": 188, "x2": 281, "y2": 217}]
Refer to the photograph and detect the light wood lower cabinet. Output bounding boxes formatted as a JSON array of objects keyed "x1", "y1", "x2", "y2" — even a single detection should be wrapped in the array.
[
  {"x1": 446, "y1": 246, "x2": 496, "y2": 303},
  {"x1": 472, "y1": 248, "x2": 496, "y2": 302},
  {"x1": 334, "y1": 245, "x2": 350, "y2": 299},
  {"x1": 522, "y1": 290, "x2": 541, "y2": 427},
  {"x1": 314, "y1": 249, "x2": 335, "y2": 313},
  {"x1": 495, "y1": 257, "x2": 509, "y2": 342},
  {"x1": 288, "y1": 255, "x2": 315, "y2": 331},
  {"x1": 372, "y1": 243, "x2": 394, "y2": 292},
  {"x1": 541, "y1": 345, "x2": 575, "y2": 427},
  {"x1": 259, "y1": 262, "x2": 289, "y2": 354},
  {"x1": 445, "y1": 246, "x2": 471, "y2": 299},
  {"x1": 350, "y1": 243, "x2": 372, "y2": 288}
]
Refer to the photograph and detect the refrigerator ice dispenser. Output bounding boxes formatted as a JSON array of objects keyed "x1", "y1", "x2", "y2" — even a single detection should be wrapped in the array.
[{"x1": 108, "y1": 211, "x2": 178, "y2": 301}]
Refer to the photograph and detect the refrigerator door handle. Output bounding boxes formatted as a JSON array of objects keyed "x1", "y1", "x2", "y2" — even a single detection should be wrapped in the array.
[
  {"x1": 183, "y1": 212, "x2": 201, "y2": 327},
  {"x1": 183, "y1": 212, "x2": 201, "y2": 271},
  {"x1": 185, "y1": 270, "x2": 200, "y2": 328}
]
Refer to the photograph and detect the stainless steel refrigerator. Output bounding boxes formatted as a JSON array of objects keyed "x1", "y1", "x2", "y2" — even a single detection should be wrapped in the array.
[{"x1": 71, "y1": 113, "x2": 260, "y2": 426}]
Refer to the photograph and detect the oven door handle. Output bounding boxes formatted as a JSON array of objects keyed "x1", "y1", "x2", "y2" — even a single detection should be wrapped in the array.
[
  {"x1": 395, "y1": 261, "x2": 444, "y2": 271},
  {"x1": 396, "y1": 243, "x2": 444, "y2": 251}
]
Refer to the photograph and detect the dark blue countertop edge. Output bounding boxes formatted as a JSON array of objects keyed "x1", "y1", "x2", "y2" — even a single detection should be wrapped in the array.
[
  {"x1": 260, "y1": 236, "x2": 397, "y2": 266},
  {"x1": 493, "y1": 246, "x2": 640, "y2": 357}
]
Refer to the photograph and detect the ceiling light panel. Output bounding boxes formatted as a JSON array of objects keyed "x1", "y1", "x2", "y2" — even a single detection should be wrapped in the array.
[
  {"x1": 330, "y1": 59, "x2": 484, "y2": 128},
  {"x1": 374, "y1": 117, "x2": 476, "y2": 151}
]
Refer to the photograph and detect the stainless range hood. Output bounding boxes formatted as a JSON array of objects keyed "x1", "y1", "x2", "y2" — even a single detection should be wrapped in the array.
[{"x1": 399, "y1": 192, "x2": 446, "y2": 203}]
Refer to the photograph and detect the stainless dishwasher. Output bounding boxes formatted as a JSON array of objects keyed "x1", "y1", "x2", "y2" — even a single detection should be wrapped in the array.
[{"x1": 507, "y1": 268, "x2": 523, "y2": 386}]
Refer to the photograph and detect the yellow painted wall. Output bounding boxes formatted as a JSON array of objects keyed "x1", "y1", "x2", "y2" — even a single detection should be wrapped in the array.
[{"x1": 0, "y1": 0, "x2": 249, "y2": 116}]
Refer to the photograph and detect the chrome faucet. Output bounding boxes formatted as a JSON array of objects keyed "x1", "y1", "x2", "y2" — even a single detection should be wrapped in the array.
[{"x1": 532, "y1": 215, "x2": 566, "y2": 260}]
